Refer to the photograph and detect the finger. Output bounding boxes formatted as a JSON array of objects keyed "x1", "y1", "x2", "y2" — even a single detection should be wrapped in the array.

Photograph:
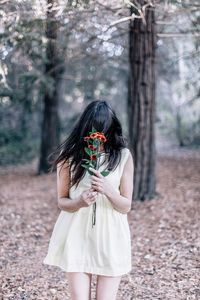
[
  {"x1": 91, "y1": 178, "x2": 98, "y2": 183},
  {"x1": 90, "y1": 174, "x2": 99, "y2": 180},
  {"x1": 91, "y1": 180, "x2": 101, "y2": 186},
  {"x1": 91, "y1": 178, "x2": 99, "y2": 185},
  {"x1": 91, "y1": 195, "x2": 98, "y2": 201},
  {"x1": 89, "y1": 167, "x2": 103, "y2": 178},
  {"x1": 88, "y1": 189, "x2": 96, "y2": 195},
  {"x1": 89, "y1": 186, "x2": 96, "y2": 191},
  {"x1": 90, "y1": 196, "x2": 97, "y2": 202},
  {"x1": 91, "y1": 182, "x2": 98, "y2": 189},
  {"x1": 91, "y1": 191, "x2": 98, "y2": 196},
  {"x1": 92, "y1": 186, "x2": 99, "y2": 192},
  {"x1": 91, "y1": 192, "x2": 97, "y2": 197},
  {"x1": 88, "y1": 192, "x2": 96, "y2": 199},
  {"x1": 90, "y1": 186, "x2": 98, "y2": 193}
]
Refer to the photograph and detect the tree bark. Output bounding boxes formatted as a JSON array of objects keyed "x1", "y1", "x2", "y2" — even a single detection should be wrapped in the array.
[
  {"x1": 38, "y1": 0, "x2": 59, "y2": 174},
  {"x1": 128, "y1": 4, "x2": 157, "y2": 202}
]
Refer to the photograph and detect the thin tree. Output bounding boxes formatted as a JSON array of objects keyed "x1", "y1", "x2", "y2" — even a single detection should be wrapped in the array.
[
  {"x1": 38, "y1": 0, "x2": 59, "y2": 174},
  {"x1": 128, "y1": 2, "x2": 157, "y2": 202}
]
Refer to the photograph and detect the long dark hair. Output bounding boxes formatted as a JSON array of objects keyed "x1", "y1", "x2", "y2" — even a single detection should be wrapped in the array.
[{"x1": 49, "y1": 100, "x2": 128, "y2": 189}]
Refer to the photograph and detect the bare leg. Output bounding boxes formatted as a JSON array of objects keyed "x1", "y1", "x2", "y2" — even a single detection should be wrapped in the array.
[
  {"x1": 67, "y1": 272, "x2": 92, "y2": 300},
  {"x1": 96, "y1": 274, "x2": 122, "y2": 300}
]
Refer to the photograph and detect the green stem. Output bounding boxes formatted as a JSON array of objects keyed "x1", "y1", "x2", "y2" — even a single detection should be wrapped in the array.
[{"x1": 92, "y1": 143, "x2": 101, "y2": 228}]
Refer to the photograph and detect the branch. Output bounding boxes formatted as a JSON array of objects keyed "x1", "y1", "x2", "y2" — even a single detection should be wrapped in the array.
[
  {"x1": 108, "y1": 14, "x2": 141, "y2": 27},
  {"x1": 157, "y1": 33, "x2": 200, "y2": 38},
  {"x1": 108, "y1": 0, "x2": 155, "y2": 28}
]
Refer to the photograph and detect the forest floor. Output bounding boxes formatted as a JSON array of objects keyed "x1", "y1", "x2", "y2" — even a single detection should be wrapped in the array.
[{"x1": 0, "y1": 147, "x2": 200, "y2": 300}]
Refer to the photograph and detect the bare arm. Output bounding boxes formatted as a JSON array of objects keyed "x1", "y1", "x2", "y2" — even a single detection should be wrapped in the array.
[
  {"x1": 106, "y1": 152, "x2": 134, "y2": 214},
  {"x1": 57, "y1": 160, "x2": 98, "y2": 212},
  {"x1": 57, "y1": 160, "x2": 81, "y2": 212}
]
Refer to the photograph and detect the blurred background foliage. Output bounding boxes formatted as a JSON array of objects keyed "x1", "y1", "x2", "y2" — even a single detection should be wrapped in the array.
[{"x1": 0, "y1": 0, "x2": 199, "y2": 166}]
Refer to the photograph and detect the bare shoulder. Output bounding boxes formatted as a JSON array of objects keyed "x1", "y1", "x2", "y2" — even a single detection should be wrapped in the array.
[
  {"x1": 57, "y1": 158, "x2": 71, "y2": 178},
  {"x1": 57, "y1": 156, "x2": 72, "y2": 169}
]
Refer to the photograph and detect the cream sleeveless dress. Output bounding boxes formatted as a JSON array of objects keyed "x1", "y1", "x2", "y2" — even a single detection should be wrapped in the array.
[{"x1": 43, "y1": 147, "x2": 132, "y2": 276}]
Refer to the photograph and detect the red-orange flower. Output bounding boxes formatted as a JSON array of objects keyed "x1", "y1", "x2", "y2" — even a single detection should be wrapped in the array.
[
  {"x1": 84, "y1": 136, "x2": 90, "y2": 141},
  {"x1": 100, "y1": 136, "x2": 107, "y2": 142},
  {"x1": 88, "y1": 145, "x2": 96, "y2": 150},
  {"x1": 88, "y1": 131, "x2": 106, "y2": 142},
  {"x1": 90, "y1": 154, "x2": 97, "y2": 160},
  {"x1": 90, "y1": 132, "x2": 98, "y2": 139}
]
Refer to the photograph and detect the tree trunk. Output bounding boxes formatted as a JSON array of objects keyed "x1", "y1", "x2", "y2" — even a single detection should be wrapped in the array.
[
  {"x1": 128, "y1": 4, "x2": 157, "y2": 202},
  {"x1": 38, "y1": 0, "x2": 59, "y2": 174},
  {"x1": 176, "y1": 110, "x2": 184, "y2": 147}
]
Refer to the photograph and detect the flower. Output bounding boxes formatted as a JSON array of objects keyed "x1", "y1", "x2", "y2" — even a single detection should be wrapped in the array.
[
  {"x1": 88, "y1": 145, "x2": 96, "y2": 150},
  {"x1": 90, "y1": 132, "x2": 106, "y2": 141},
  {"x1": 90, "y1": 132, "x2": 99, "y2": 139},
  {"x1": 84, "y1": 136, "x2": 90, "y2": 141},
  {"x1": 100, "y1": 136, "x2": 106, "y2": 142},
  {"x1": 90, "y1": 154, "x2": 97, "y2": 160}
]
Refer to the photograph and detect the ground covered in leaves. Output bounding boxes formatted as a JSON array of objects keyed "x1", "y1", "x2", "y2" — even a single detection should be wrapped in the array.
[{"x1": 0, "y1": 148, "x2": 200, "y2": 300}]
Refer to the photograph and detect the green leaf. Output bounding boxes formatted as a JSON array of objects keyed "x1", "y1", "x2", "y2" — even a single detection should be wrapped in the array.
[
  {"x1": 101, "y1": 171, "x2": 110, "y2": 176},
  {"x1": 84, "y1": 147, "x2": 91, "y2": 156},
  {"x1": 92, "y1": 126, "x2": 97, "y2": 133},
  {"x1": 81, "y1": 164, "x2": 94, "y2": 175},
  {"x1": 82, "y1": 158, "x2": 91, "y2": 164},
  {"x1": 88, "y1": 169, "x2": 95, "y2": 175},
  {"x1": 81, "y1": 164, "x2": 92, "y2": 169}
]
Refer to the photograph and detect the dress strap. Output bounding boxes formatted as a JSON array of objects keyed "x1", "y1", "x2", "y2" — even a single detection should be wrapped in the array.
[{"x1": 118, "y1": 148, "x2": 130, "y2": 178}]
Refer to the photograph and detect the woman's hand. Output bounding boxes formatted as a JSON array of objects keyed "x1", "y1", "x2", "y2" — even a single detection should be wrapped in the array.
[
  {"x1": 89, "y1": 167, "x2": 114, "y2": 198},
  {"x1": 77, "y1": 187, "x2": 98, "y2": 208}
]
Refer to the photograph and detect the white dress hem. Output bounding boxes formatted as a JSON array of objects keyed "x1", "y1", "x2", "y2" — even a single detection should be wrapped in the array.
[{"x1": 43, "y1": 258, "x2": 132, "y2": 277}]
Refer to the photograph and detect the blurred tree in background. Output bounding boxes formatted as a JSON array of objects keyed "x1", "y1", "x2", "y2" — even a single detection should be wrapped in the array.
[
  {"x1": 128, "y1": 2, "x2": 157, "y2": 201},
  {"x1": 39, "y1": 0, "x2": 60, "y2": 174},
  {"x1": 155, "y1": 1, "x2": 200, "y2": 147}
]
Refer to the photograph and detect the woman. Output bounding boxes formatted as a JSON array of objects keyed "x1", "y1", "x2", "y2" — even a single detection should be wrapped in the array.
[{"x1": 43, "y1": 100, "x2": 134, "y2": 300}]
